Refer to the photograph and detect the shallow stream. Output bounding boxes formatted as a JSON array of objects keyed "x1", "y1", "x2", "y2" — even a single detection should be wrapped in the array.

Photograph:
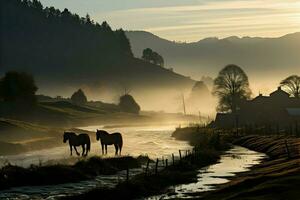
[{"x1": 146, "y1": 146, "x2": 266, "y2": 199}]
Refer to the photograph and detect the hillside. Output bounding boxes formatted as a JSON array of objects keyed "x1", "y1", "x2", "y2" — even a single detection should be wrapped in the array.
[
  {"x1": 0, "y1": 0, "x2": 194, "y2": 103},
  {"x1": 126, "y1": 31, "x2": 300, "y2": 91}
]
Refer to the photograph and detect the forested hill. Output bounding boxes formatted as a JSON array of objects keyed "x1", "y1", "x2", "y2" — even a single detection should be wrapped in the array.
[
  {"x1": 0, "y1": 0, "x2": 193, "y2": 97},
  {"x1": 1, "y1": 0, "x2": 133, "y2": 72}
]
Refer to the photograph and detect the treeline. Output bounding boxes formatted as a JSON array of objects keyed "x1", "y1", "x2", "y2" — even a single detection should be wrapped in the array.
[
  {"x1": 0, "y1": 71, "x2": 141, "y2": 114},
  {"x1": 0, "y1": 0, "x2": 132, "y2": 74}
]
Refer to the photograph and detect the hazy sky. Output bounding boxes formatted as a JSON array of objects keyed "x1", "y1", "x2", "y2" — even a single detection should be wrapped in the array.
[{"x1": 40, "y1": 0, "x2": 300, "y2": 41}]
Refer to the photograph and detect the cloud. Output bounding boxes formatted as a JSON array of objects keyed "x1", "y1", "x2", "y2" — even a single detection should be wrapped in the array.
[{"x1": 40, "y1": 0, "x2": 300, "y2": 41}]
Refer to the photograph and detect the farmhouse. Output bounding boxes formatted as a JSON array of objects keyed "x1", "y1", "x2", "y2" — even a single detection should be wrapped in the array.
[{"x1": 213, "y1": 87, "x2": 300, "y2": 132}]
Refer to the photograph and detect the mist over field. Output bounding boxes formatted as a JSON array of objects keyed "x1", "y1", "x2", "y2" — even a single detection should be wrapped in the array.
[
  {"x1": 2, "y1": 1, "x2": 300, "y2": 199},
  {"x1": 126, "y1": 31, "x2": 300, "y2": 96}
]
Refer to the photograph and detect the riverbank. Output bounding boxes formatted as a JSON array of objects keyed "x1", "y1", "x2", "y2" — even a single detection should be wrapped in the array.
[
  {"x1": 0, "y1": 155, "x2": 148, "y2": 190},
  {"x1": 62, "y1": 127, "x2": 230, "y2": 199},
  {"x1": 199, "y1": 135, "x2": 300, "y2": 200}
]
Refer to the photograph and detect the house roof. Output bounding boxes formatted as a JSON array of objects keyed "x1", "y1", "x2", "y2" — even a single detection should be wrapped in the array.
[
  {"x1": 251, "y1": 94, "x2": 268, "y2": 102},
  {"x1": 270, "y1": 86, "x2": 290, "y2": 98}
]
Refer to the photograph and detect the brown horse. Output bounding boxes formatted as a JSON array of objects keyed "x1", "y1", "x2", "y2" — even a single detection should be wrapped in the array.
[
  {"x1": 63, "y1": 132, "x2": 90, "y2": 156},
  {"x1": 96, "y1": 130, "x2": 123, "y2": 155}
]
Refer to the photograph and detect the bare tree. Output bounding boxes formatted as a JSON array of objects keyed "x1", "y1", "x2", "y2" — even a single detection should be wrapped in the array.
[
  {"x1": 212, "y1": 64, "x2": 251, "y2": 113},
  {"x1": 280, "y1": 75, "x2": 300, "y2": 98}
]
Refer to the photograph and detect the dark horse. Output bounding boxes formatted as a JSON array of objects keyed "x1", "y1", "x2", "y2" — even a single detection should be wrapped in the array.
[
  {"x1": 63, "y1": 132, "x2": 91, "y2": 156},
  {"x1": 96, "y1": 130, "x2": 123, "y2": 155}
]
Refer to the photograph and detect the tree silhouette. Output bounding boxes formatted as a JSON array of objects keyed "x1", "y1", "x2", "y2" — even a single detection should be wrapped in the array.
[
  {"x1": 0, "y1": 71, "x2": 38, "y2": 106},
  {"x1": 116, "y1": 29, "x2": 133, "y2": 57},
  {"x1": 280, "y1": 75, "x2": 300, "y2": 98},
  {"x1": 71, "y1": 89, "x2": 87, "y2": 105},
  {"x1": 212, "y1": 64, "x2": 251, "y2": 113},
  {"x1": 142, "y1": 48, "x2": 164, "y2": 67},
  {"x1": 1, "y1": 0, "x2": 134, "y2": 74},
  {"x1": 152, "y1": 52, "x2": 164, "y2": 67},
  {"x1": 118, "y1": 94, "x2": 140, "y2": 114},
  {"x1": 142, "y1": 48, "x2": 153, "y2": 62}
]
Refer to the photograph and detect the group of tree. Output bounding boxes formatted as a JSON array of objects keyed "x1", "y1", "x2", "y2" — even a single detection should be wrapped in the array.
[
  {"x1": 0, "y1": 71, "x2": 38, "y2": 106},
  {"x1": 142, "y1": 48, "x2": 164, "y2": 67},
  {"x1": 118, "y1": 94, "x2": 141, "y2": 114},
  {"x1": 213, "y1": 64, "x2": 300, "y2": 114},
  {"x1": 71, "y1": 89, "x2": 88, "y2": 105},
  {"x1": 70, "y1": 88, "x2": 140, "y2": 113},
  {"x1": 0, "y1": 70, "x2": 141, "y2": 114},
  {"x1": 1, "y1": 0, "x2": 133, "y2": 74}
]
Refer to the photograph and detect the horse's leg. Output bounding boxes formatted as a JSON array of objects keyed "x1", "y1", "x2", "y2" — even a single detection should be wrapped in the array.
[
  {"x1": 74, "y1": 146, "x2": 80, "y2": 156},
  {"x1": 101, "y1": 144, "x2": 104, "y2": 155},
  {"x1": 85, "y1": 144, "x2": 88, "y2": 156},
  {"x1": 118, "y1": 144, "x2": 122, "y2": 156},
  {"x1": 105, "y1": 145, "x2": 108, "y2": 154},
  {"x1": 81, "y1": 145, "x2": 85, "y2": 156},
  {"x1": 69, "y1": 145, "x2": 73, "y2": 156},
  {"x1": 114, "y1": 144, "x2": 118, "y2": 156}
]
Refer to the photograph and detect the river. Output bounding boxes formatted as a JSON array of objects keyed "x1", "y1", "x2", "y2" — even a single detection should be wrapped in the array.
[
  {"x1": 0, "y1": 125, "x2": 266, "y2": 200},
  {"x1": 146, "y1": 146, "x2": 266, "y2": 199},
  {"x1": 0, "y1": 124, "x2": 191, "y2": 167},
  {"x1": 0, "y1": 124, "x2": 191, "y2": 199}
]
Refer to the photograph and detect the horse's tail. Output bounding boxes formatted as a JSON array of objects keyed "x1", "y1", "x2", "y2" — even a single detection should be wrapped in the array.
[
  {"x1": 119, "y1": 134, "x2": 123, "y2": 154},
  {"x1": 87, "y1": 136, "x2": 91, "y2": 153}
]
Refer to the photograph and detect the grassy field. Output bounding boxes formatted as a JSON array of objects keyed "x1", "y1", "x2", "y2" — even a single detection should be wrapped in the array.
[
  {"x1": 1, "y1": 101, "x2": 198, "y2": 128},
  {"x1": 0, "y1": 118, "x2": 95, "y2": 155}
]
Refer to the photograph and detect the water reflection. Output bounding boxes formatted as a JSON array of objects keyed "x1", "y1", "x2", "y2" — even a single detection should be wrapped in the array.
[
  {"x1": 0, "y1": 124, "x2": 192, "y2": 199},
  {"x1": 147, "y1": 146, "x2": 266, "y2": 199},
  {"x1": 0, "y1": 124, "x2": 191, "y2": 167}
]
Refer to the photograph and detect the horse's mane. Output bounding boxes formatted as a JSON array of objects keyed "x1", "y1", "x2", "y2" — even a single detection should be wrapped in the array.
[
  {"x1": 64, "y1": 131, "x2": 76, "y2": 136},
  {"x1": 97, "y1": 130, "x2": 109, "y2": 135}
]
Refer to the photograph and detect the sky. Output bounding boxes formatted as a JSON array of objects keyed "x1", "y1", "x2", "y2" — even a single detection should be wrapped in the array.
[{"x1": 39, "y1": 0, "x2": 300, "y2": 42}]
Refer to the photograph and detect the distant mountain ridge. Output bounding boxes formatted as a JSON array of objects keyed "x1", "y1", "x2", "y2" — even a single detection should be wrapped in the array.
[{"x1": 126, "y1": 31, "x2": 300, "y2": 83}]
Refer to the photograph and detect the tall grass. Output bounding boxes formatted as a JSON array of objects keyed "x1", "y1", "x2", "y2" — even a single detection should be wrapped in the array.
[{"x1": 0, "y1": 156, "x2": 146, "y2": 190}]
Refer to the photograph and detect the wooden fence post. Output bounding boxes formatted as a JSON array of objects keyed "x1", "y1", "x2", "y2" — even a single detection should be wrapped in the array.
[
  {"x1": 295, "y1": 120, "x2": 299, "y2": 137},
  {"x1": 172, "y1": 153, "x2": 175, "y2": 165},
  {"x1": 285, "y1": 140, "x2": 291, "y2": 159},
  {"x1": 126, "y1": 168, "x2": 129, "y2": 182},
  {"x1": 192, "y1": 148, "x2": 196, "y2": 163},
  {"x1": 155, "y1": 158, "x2": 159, "y2": 175},
  {"x1": 145, "y1": 159, "x2": 150, "y2": 176}
]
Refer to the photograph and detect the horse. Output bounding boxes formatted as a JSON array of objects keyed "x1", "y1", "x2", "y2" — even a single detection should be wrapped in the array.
[
  {"x1": 96, "y1": 130, "x2": 123, "y2": 155},
  {"x1": 63, "y1": 132, "x2": 91, "y2": 157}
]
